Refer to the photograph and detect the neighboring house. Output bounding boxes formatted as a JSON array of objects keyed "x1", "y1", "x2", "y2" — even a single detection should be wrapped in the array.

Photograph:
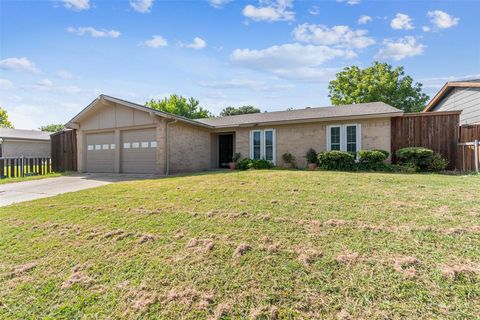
[
  {"x1": 423, "y1": 79, "x2": 480, "y2": 125},
  {"x1": 0, "y1": 128, "x2": 51, "y2": 157},
  {"x1": 66, "y1": 94, "x2": 403, "y2": 174}
]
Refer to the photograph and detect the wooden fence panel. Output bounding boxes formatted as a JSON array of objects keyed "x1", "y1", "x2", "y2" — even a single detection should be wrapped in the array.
[
  {"x1": 51, "y1": 129, "x2": 77, "y2": 172},
  {"x1": 459, "y1": 124, "x2": 480, "y2": 142},
  {"x1": 391, "y1": 111, "x2": 460, "y2": 169},
  {"x1": 0, "y1": 157, "x2": 52, "y2": 178}
]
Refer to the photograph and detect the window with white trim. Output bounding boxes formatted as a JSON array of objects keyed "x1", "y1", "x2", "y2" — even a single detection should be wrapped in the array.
[
  {"x1": 102, "y1": 144, "x2": 109, "y2": 150},
  {"x1": 327, "y1": 124, "x2": 361, "y2": 154},
  {"x1": 110, "y1": 144, "x2": 115, "y2": 150},
  {"x1": 250, "y1": 129, "x2": 276, "y2": 164},
  {"x1": 132, "y1": 142, "x2": 140, "y2": 148},
  {"x1": 123, "y1": 142, "x2": 131, "y2": 149},
  {"x1": 141, "y1": 142, "x2": 149, "y2": 148},
  {"x1": 87, "y1": 145, "x2": 94, "y2": 151},
  {"x1": 150, "y1": 141, "x2": 157, "y2": 148},
  {"x1": 95, "y1": 144, "x2": 101, "y2": 150}
]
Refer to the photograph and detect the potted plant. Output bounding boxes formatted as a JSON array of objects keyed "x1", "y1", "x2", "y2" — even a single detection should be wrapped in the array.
[
  {"x1": 229, "y1": 152, "x2": 241, "y2": 170},
  {"x1": 305, "y1": 148, "x2": 318, "y2": 170},
  {"x1": 282, "y1": 151, "x2": 296, "y2": 168}
]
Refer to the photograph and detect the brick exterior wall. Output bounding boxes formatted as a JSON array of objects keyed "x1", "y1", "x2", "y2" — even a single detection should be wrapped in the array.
[{"x1": 230, "y1": 118, "x2": 391, "y2": 168}]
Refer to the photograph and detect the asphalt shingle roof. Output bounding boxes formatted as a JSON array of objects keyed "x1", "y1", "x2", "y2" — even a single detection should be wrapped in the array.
[
  {"x1": 0, "y1": 128, "x2": 51, "y2": 141},
  {"x1": 195, "y1": 102, "x2": 402, "y2": 127}
]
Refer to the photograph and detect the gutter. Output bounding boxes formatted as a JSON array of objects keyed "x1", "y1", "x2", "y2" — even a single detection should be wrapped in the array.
[{"x1": 165, "y1": 120, "x2": 178, "y2": 175}]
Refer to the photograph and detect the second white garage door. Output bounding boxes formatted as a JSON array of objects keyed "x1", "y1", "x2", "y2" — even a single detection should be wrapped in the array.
[{"x1": 121, "y1": 128, "x2": 157, "y2": 173}]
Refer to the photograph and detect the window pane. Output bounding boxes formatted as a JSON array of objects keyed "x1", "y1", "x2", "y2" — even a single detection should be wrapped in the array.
[
  {"x1": 132, "y1": 142, "x2": 140, "y2": 148},
  {"x1": 253, "y1": 131, "x2": 261, "y2": 159},
  {"x1": 330, "y1": 127, "x2": 340, "y2": 150},
  {"x1": 265, "y1": 130, "x2": 273, "y2": 161},
  {"x1": 102, "y1": 144, "x2": 109, "y2": 150},
  {"x1": 87, "y1": 145, "x2": 94, "y2": 151},
  {"x1": 346, "y1": 125, "x2": 357, "y2": 153},
  {"x1": 95, "y1": 144, "x2": 101, "y2": 150},
  {"x1": 123, "y1": 143, "x2": 131, "y2": 149},
  {"x1": 110, "y1": 144, "x2": 115, "y2": 150},
  {"x1": 141, "y1": 142, "x2": 149, "y2": 148},
  {"x1": 150, "y1": 141, "x2": 157, "y2": 148}
]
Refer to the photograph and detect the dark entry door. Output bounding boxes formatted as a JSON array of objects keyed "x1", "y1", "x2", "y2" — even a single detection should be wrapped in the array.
[{"x1": 219, "y1": 134, "x2": 234, "y2": 168}]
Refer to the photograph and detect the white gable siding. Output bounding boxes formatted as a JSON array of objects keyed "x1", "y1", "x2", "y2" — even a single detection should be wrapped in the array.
[{"x1": 432, "y1": 87, "x2": 480, "y2": 125}]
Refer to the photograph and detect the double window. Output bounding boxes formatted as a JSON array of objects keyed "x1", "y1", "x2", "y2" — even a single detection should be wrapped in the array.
[
  {"x1": 327, "y1": 124, "x2": 361, "y2": 153},
  {"x1": 250, "y1": 129, "x2": 276, "y2": 164}
]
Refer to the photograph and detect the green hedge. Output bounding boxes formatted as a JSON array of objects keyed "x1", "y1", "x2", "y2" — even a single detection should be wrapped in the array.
[{"x1": 317, "y1": 151, "x2": 355, "y2": 171}]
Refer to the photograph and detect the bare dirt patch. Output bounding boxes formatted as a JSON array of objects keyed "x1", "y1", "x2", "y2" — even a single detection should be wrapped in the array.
[
  {"x1": 250, "y1": 305, "x2": 278, "y2": 319},
  {"x1": 393, "y1": 256, "x2": 421, "y2": 278},
  {"x1": 210, "y1": 303, "x2": 231, "y2": 320},
  {"x1": 335, "y1": 252, "x2": 360, "y2": 264},
  {"x1": 8, "y1": 262, "x2": 37, "y2": 278},
  {"x1": 137, "y1": 234, "x2": 156, "y2": 244},
  {"x1": 233, "y1": 243, "x2": 251, "y2": 257},
  {"x1": 440, "y1": 263, "x2": 480, "y2": 279},
  {"x1": 298, "y1": 249, "x2": 323, "y2": 267}
]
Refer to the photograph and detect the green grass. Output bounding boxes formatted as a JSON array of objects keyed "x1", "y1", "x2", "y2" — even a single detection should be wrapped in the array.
[
  {"x1": 0, "y1": 170, "x2": 479, "y2": 319},
  {"x1": 0, "y1": 172, "x2": 63, "y2": 185}
]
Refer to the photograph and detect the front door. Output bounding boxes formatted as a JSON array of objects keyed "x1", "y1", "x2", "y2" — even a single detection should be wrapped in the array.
[{"x1": 218, "y1": 134, "x2": 234, "y2": 168}]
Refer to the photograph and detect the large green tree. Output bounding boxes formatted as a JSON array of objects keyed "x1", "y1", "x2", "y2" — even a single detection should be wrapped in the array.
[
  {"x1": 146, "y1": 94, "x2": 212, "y2": 119},
  {"x1": 328, "y1": 62, "x2": 429, "y2": 112},
  {"x1": 220, "y1": 105, "x2": 261, "y2": 117},
  {"x1": 0, "y1": 107, "x2": 13, "y2": 128},
  {"x1": 40, "y1": 124, "x2": 64, "y2": 132}
]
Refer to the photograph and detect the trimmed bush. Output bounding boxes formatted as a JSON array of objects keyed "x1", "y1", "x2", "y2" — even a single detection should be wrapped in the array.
[
  {"x1": 282, "y1": 152, "x2": 295, "y2": 164},
  {"x1": 358, "y1": 150, "x2": 388, "y2": 164},
  {"x1": 395, "y1": 147, "x2": 448, "y2": 172},
  {"x1": 237, "y1": 158, "x2": 253, "y2": 170},
  {"x1": 236, "y1": 158, "x2": 274, "y2": 170},
  {"x1": 251, "y1": 159, "x2": 274, "y2": 169},
  {"x1": 317, "y1": 151, "x2": 355, "y2": 171},
  {"x1": 371, "y1": 149, "x2": 390, "y2": 159}
]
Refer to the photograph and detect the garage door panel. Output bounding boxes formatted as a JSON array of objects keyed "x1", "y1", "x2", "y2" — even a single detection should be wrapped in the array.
[
  {"x1": 121, "y1": 128, "x2": 157, "y2": 173},
  {"x1": 85, "y1": 132, "x2": 115, "y2": 173}
]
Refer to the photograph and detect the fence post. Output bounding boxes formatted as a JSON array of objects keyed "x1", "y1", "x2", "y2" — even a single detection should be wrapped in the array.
[
  {"x1": 21, "y1": 156, "x2": 25, "y2": 177},
  {"x1": 475, "y1": 140, "x2": 479, "y2": 173}
]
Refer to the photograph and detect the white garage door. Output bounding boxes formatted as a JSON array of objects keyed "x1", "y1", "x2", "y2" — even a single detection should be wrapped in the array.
[
  {"x1": 85, "y1": 132, "x2": 115, "y2": 173},
  {"x1": 121, "y1": 128, "x2": 157, "y2": 173}
]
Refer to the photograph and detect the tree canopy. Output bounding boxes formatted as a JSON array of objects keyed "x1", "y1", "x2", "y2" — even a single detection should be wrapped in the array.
[
  {"x1": 220, "y1": 105, "x2": 261, "y2": 117},
  {"x1": 145, "y1": 94, "x2": 212, "y2": 119},
  {"x1": 40, "y1": 124, "x2": 64, "y2": 133},
  {"x1": 0, "y1": 107, "x2": 13, "y2": 128},
  {"x1": 328, "y1": 62, "x2": 429, "y2": 112}
]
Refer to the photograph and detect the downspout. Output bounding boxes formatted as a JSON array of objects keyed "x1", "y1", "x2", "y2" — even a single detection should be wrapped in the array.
[{"x1": 165, "y1": 120, "x2": 178, "y2": 175}]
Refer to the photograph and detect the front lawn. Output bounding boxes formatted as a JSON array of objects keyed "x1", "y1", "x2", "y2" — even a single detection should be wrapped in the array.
[{"x1": 0, "y1": 171, "x2": 479, "y2": 319}]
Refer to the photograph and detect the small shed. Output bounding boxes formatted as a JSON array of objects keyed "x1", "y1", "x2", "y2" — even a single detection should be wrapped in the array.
[{"x1": 0, "y1": 128, "x2": 51, "y2": 157}]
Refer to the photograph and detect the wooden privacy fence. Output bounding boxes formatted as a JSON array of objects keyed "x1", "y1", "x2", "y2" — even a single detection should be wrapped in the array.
[
  {"x1": 457, "y1": 124, "x2": 480, "y2": 172},
  {"x1": 0, "y1": 157, "x2": 52, "y2": 179},
  {"x1": 391, "y1": 111, "x2": 460, "y2": 169},
  {"x1": 51, "y1": 129, "x2": 77, "y2": 172}
]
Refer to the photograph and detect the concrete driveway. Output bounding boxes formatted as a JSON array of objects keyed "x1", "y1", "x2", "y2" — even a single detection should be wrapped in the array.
[{"x1": 0, "y1": 173, "x2": 159, "y2": 207}]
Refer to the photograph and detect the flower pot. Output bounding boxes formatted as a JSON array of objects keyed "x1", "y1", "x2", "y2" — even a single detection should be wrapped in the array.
[
  {"x1": 229, "y1": 162, "x2": 237, "y2": 170},
  {"x1": 307, "y1": 163, "x2": 318, "y2": 171},
  {"x1": 284, "y1": 162, "x2": 294, "y2": 169}
]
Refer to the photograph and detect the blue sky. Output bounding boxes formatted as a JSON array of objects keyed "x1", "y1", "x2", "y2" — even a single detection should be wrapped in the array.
[{"x1": 1, "y1": 0, "x2": 479, "y2": 129}]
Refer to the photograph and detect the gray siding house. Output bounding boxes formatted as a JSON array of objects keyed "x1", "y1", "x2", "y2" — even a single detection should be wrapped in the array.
[
  {"x1": 423, "y1": 80, "x2": 480, "y2": 125},
  {"x1": 0, "y1": 128, "x2": 51, "y2": 157}
]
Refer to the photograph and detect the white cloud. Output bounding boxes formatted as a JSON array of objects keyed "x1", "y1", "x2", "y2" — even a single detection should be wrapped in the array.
[
  {"x1": 67, "y1": 27, "x2": 121, "y2": 38},
  {"x1": 199, "y1": 79, "x2": 294, "y2": 91},
  {"x1": 391, "y1": 13, "x2": 414, "y2": 30},
  {"x1": 63, "y1": 0, "x2": 90, "y2": 11},
  {"x1": 375, "y1": 36, "x2": 425, "y2": 61},
  {"x1": 143, "y1": 35, "x2": 168, "y2": 48},
  {"x1": 0, "y1": 78, "x2": 13, "y2": 89},
  {"x1": 231, "y1": 43, "x2": 354, "y2": 81},
  {"x1": 293, "y1": 24, "x2": 375, "y2": 49},
  {"x1": 37, "y1": 79, "x2": 53, "y2": 87},
  {"x1": 242, "y1": 0, "x2": 295, "y2": 22},
  {"x1": 209, "y1": 0, "x2": 231, "y2": 8},
  {"x1": 337, "y1": 0, "x2": 360, "y2": 5},
  {"x1": 427, "y1": 10, "x2": 459, "y2": 29},
  {"x1": 0, "y1": 57, "x2": 40, "y2": 74},
  {"x1": 56, "y1": 70, "x2": 73, "y2": 79},
  {"x1": 357, "y1": 15, "x2": 372, "y2": 25},
  {"x1": 184, "y1": 37, "x2": 207, "y2": 50},
  {"x1": 422, "y1": 26, "x2": 431, "y2": 32},
  {"x1": 309, "y1": 6, "x2": 320, "y2": 15},
  {"x1": 130, "y1": 0, "x2": 154, "y2": 13}
]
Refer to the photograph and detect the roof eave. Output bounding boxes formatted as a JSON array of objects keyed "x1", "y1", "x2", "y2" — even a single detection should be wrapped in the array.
[
  {"x1": 423, "y1": 81, "x2": 480, "y2": 112},
  {"x1": 209, "y1": 111, "x2": 404, "y2": 129}
]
